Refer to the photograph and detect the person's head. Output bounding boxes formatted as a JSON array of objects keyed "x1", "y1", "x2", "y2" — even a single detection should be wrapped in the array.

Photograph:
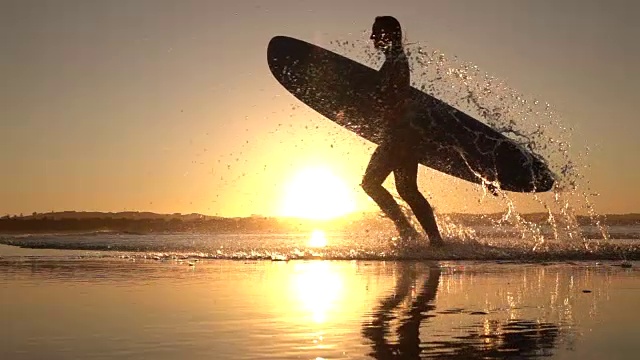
[{"x1": 370, "y1": 16, "x2": 402, "y2": 51}]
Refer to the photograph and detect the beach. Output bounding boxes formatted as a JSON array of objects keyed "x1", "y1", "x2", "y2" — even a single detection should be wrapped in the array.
[
  {"x1": 3, "y1": 1, "x2": 640, "y2": 359},
  {"x1": 1, "y1": 241, "x2": 638, "y2": 360}
]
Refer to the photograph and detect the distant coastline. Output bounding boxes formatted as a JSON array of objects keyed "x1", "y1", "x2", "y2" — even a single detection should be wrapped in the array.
[{"x1": 0, "y1": 211, "x2": 638, "y2": 235}]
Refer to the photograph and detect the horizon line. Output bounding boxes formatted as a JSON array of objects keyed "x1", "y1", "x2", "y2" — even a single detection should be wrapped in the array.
[{"x1": 4, "y1": 210, "x2": 640, "y2": 219}]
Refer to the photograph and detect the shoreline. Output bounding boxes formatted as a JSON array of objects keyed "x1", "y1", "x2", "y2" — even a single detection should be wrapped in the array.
[{"x1": 2, "y1": 242, "x2": 639, "y2": 262}]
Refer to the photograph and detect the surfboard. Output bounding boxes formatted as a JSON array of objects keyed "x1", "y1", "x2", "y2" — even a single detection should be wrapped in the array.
[{"x1": 267, "y1": 36, "x2": 555, "y2": 193}]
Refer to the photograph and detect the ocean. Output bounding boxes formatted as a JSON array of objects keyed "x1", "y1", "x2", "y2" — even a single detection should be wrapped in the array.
[{"x1": 1, "y1": 227, "x2": 639, "y2": 359}]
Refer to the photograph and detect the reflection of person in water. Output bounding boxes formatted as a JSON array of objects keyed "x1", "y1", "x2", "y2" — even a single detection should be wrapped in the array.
[
  {"x1": 362, "y1": 262, "x2": 560, "y2": 359},
  {"x1": 360, "y1": 16, "x2": 444, "y2": 246},
  {"x1": 362, "y1": 262, "x2": 440, "y2": 359}
]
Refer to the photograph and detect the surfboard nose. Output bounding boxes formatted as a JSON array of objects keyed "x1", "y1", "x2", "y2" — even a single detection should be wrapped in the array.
[
  {"x1": 268, "y1": 36, "x2": 304, "y2": 88},
  {"x1": 267, "y1": 36, "x2": 306, "y2": 76},
  {"x1": 267, "y1": 36, "x2": 284, "y2": 62}
]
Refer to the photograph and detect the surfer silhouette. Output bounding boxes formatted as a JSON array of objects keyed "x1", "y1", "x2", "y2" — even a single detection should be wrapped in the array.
[{"x1": 361, "y1": 16, "x2": 444, "y2": 246}]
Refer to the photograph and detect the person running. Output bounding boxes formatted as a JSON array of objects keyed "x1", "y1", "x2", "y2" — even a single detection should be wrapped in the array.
[{"x1": 360, "y1": 16, "x2": 444, "y2": 246}]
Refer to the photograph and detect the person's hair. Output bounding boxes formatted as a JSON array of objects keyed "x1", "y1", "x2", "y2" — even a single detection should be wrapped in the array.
[{"x1": 374, "y1": 16, "x2": 402, "y2": 43}]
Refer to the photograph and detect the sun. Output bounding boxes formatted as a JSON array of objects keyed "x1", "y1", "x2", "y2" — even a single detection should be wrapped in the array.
[{"x1": 280, "y1": 166, "x2": 357, "y2": 220}]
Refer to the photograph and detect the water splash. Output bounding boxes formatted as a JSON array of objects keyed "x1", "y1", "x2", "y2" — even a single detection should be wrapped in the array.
[
  {"x1": 2, "y1": 233, "x2": 637, "y2": 261},
  {"x1": 327, "y1": 33, "x2": 610, "y2": 254}
]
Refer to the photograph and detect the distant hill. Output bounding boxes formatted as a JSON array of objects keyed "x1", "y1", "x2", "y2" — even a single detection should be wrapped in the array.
[{"x1": 12, "y1": 211, "x2": 221, "y2": 221}]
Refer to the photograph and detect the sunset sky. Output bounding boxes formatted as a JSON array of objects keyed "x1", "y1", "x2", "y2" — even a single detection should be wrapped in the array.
[{"x1": 1, "y1": 0, "x2": 638, "y2": 217}]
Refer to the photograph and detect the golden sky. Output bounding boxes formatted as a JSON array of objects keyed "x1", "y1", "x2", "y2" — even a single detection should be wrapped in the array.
[{"x1": 1, "y1": 0, "x2": 638, "y2": 217}]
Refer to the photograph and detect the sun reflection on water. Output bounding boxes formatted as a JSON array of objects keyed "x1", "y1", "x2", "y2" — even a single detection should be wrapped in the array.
[{"x1": 292, "y1": 261, "x2": 343, "y2": 324}]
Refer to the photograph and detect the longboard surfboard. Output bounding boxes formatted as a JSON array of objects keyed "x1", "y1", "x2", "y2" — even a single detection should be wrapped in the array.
[{"x1": 267, "y1": 36, "x2": 555, "y2": 193}]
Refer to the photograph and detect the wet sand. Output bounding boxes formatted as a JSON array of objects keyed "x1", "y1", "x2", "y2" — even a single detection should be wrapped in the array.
[{"x1": 0, "y1": 247, "x2": 638, "y2": 359}]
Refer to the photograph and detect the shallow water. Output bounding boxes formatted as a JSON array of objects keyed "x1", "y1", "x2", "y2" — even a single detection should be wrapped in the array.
[
  {"x1": 1, "y1": 244, "x2": 638, "y2": 360},
  {"x1": 1, "y1": 227, "x2": 638, "y2": 261}
]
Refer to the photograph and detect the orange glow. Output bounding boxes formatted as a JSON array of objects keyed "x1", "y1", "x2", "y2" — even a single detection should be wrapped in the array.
[{"x1": 280, "y1": 166, "x2": 357, "y2": 220}]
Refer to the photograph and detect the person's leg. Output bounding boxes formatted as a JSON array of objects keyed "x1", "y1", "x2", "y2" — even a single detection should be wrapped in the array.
[
  {"x1": 394, "y1": 162, "x2": 444, "y2": 245},
  {"x1": 361, "y1": 144, "x2": 414, "y2": 235}
]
